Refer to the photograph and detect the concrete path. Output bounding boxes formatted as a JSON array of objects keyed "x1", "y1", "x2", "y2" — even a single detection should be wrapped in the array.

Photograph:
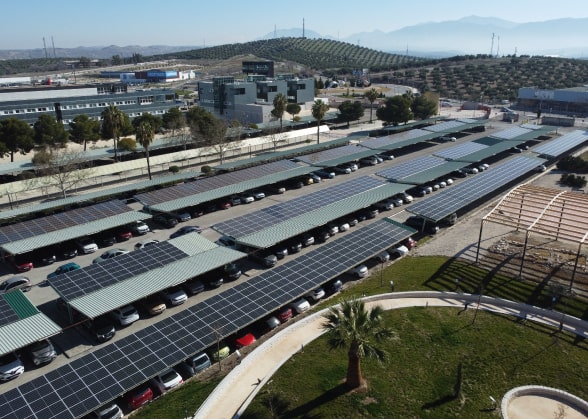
[{"x1": 194, "y1": 291, "x2": 588, "y2": 419}]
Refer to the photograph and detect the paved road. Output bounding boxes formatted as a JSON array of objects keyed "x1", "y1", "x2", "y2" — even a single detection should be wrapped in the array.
[{"x1": 195, "y1": 291, "x2": 588, "y2": 419}]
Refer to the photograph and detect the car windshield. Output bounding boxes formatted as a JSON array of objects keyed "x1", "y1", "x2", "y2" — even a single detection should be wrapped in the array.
[
  {"x1": 161, "y1": 370, "x2": 178, "y2": 382},
  {"x1": 121, "y1": 307, "x2": 136, "y2": 316}
]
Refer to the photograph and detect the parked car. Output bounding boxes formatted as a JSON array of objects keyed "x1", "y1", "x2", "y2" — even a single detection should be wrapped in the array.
[
  {"x1": 229, "y1": 195, "x2": 242, "y2": 206},
  {"x1": 333, "y1": 165, "x2": 351, "y2": 175},
  {"x1": 95, "y1": 233, "x2": 117, "y2": 248},
  {"x1": 173, "y1": 212, "x2": 192, "y2": 222},
  {"x1": 403, "y1": 237, "x2": 417, "y2": 250},
  {"x1": 91, "y1": 403, "x2": 123, "y2": 419},
  {"x1": 224, "y1": 263, "x2": 242, "y2": 281},
  {"x1": 170, "y1": 225, "x2": 202, "y2": 239},
  {"x1": 36, "y1": 248, "x2": 57, "y2": 265},
  {"x1": 314, "y1": 169, "x2": 335, "y2": 179},
  {"x1": 339, "y1": 222, "x2": 350, "y2": 232},
  {"x1": 248, "y1": 251, "x2": 278, "y2": 268},
  {"x1": 25, "y1": 339, "x2": 57, "y2": 366},
  {"x1": 137, "y1": 295, "x2": 167, "y2": 316},
  {"x1": 359, "y1": 156, "x2": 379, "y2": 166},
  {"x1": 397, "y1": 192, "x2": 414, "y2": 204},
  {"x1": 150, "y1": 368, "x2": 183, "y2": 394},
  {"x1": 216, "y1": 200, "x2": 232, "y2": 210},
  {"x1": 305, "y1": 287, "x2": 326, "y2": 302},
  {"x1": 290, "y1": 298, "x2": 311, "y2": 314},
  {"x1": 116, "y1": 228, "x2": 133, "y2": 242},
  {"x1": 210, "y1": 344, "x2": 230, "y2": 362},
  {"x1": 58, "y1": 242, "x2": 78, "y2": 259},
  {"x1": 129, "y1": 220, "x2": 150, "y2": 235},
  {"x1": 185, "y1": 352, "x2": 211, "y2": 375},
  {"x1": 315, "y1": 230, "x2": 330, "y2": 243},
  {"x1": 445, "y1": 178, "x2": 454, "y2": 185},
  {"x1": 439, "y1": 136, "x2": 457, "y2": 142},
  {"x1": 216, "y1": 235, "x2": 237, "y2": 248},
  {"x1": 390, "y1": 245, "x2": 409, "y2": 258},
  {"x1": 204, "y1": 275, "x2": 224, "y2": 288},
  {"x1": 184, "y1": 279, "x2": 205, "y2": 296},
  {"x1": 404, "y1": 215, "x2": 440, "y2": 234},
  {"x1": 250, "y1": 190, "x2": 266, "y2": 200},
  {"x1": 111, "y1": 305, "x2": 140, "y2": 326},
  {"x1": 277, "y1": 307, "x2": 293, "y2": 323},
  {"x1": 274, "y1": 246, "x2": 288, "y2": 259},
  {"x1": 153, "y1": 214, "x2": 178, "y2": 229},
  {"x1": 377, "y1": 153, "x2": 394, "y2": 160},
  {"x1": 308, "y1": 173, "x2": 321, "y2": 183},
  {"x1": 269, "y1": 184, "x2": 286, "y2": 194},
  {"x1": 235, "y1": 332, "x2": 256, "y2": 348},
  {"x1": 240, "y1": 193, "x2": 255, "y2": 204},
  {"x1": 374, "y1": 251, "x2": 390, "y2": 263},
  {"x1": 374, "y1": 200, "x2": 394, "y2": 211},
  {"x1": 0, "y1": 276, "x2": 31, "y2": 294},
  {"x1": 327, "y1": 224, "x2": 339, "y2": 235},
  {"x1": 85, "y1": 315, "x2": 116, "y2": 343},
  {"x1": 326, "y1": 279, "x2": 343, "y2": 294},
  {"x1": 47, "y1": 262, "x2": 80, "y2": 279},
  {"x1": 160, "y1": 287, "x2": 188, "y2": 306},
  {"x1": 453, "y1": 169, "x2": 468, "y2": 178},
  {"x1": 301, "y1": 234, "x2": 315, "y2": 247},
  {"x1": 134, "y1": 239, "x2": 160, "y2": 250},
  {"x1": 92, "y1": 248, "x2": 129, "y2": 264},
  {"x1": 348, "y1": 264, "x2": 369, "y2": 278},
  {"x1": 288, "y1": 240, "x2": 303, "y2": 254},
  {"x1": 287, "y1": 179, "x2": 304, "y2": 189},
  {"x1": 75, "y1": 236, "x2": 98, "y2": 254},
  {"x1": 535, "y1": 164, "x2": 547, "y2": 172},
  {"x1": 0, "y1": 353, "x2": 24, "y2": 382},
  {"x1": 463, "y1": 167, "x2": 479, "y2": 175},
  {"x1": 125, "y1": 385, "x2": 153, "y2": 410}
]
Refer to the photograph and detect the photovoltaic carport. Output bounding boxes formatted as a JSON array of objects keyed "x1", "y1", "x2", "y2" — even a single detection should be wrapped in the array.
[{"x1": 478, "y1": 183, "x2": 588, "y2": 287}]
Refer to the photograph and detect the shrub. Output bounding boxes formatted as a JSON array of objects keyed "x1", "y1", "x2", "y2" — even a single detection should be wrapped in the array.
[
  {"x1": 169, "y1": 165, "x2": 180, "y2": 173},
  {"x1": 201, "y1": 165, "x2": 214, "y2": 175}
]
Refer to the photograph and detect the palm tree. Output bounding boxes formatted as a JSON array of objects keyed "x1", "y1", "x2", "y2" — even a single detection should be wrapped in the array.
[
  {"x1": 101, "y1": 105, "x2": 125, "y2": 161},
  {"x1": 311, "y1": 99, "x2": 329, "y2": 144},
  {"x1": 364, "y1": 87, "x2": 379, "y2": 123},
  {"x1": 321, "y1": 297, "x2": 394, "y2": 389},
  {"x1": 271, "y1": 93, "x2": 287, "y2": 132},
  {"x1": 135, "y1": 121, "x2": 155, "y2": 180}
]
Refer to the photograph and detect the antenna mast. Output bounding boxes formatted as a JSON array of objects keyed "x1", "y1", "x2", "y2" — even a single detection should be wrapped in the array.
[
  {"x1": 302, "y1": 18, "x2": 305, "y2": 38},
  {"x1": 496, "y1": 36, "x2": 500, "y2": 57},
  {"x1": 490, "y1": 33, "x2": 495, "y2": 56},
  {"x1": 42, "y1": 37, "x2": 48, "y2": 59},
  {"x1": 51, "y1": 36, "x2": 56, "y2": 58}
]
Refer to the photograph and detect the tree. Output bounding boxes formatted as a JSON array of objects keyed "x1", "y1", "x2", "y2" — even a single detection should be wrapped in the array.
[
  {"x1": 30, "y1": 149, "x2": 94, "y2": 199},
  {"x1": 135, "y1": 121, "x2": 155, "y2": 180},
  {"x1": 69, "y1": 114, "x2": 100, "y2": 151},
  {"x1": 187, "y1": 107, "x2": 237, "y2": 164},
  {"x1": 321, "y1": 298, "x2": 394, "y2": 389},
  {"x1": 338, "y1": 100, "x2": 364, "y2": 128},
  {"x1": 118, "y1": 137, "x2": 136, "y2": 152},
  {"x1": 132, "y1": 113, "x2": 163, "y2": 134},
  {"x1": 111, "y1": 55, "x2": 122, "y2": 65},
  {"x1": 376, "y1": 96, "x2": 413, "y2": 126},
  {"x1": 101, "y1": 105, "x2": 125, "y2": 161},
  {"x1": 271, "y1": 93, "x2": 287, "y2": 132},
  {"x1": 286, "y1": 103, "x2": 301, "y2": 121},
  {"x1": 411, "y1": 95, "x2": 438, "y2": 120},
  {"x1": 364, "y1": 88, "x2": 380, "y2": 122},
  {"x1": 266, "y1": 127, "x2": 287, "y2": 152},
  {"x1": 162, "y1": 107, "x2": 185, "y2": 137},
  {"x1": 0, "y1": 117, "x2": 34, "y2": 162},
  {"x1": 311, "y1": 99, "x2": 329, "y2": 144},
  {"x1": 33, "y1": 114, "x2": 69, "y2": 149}
]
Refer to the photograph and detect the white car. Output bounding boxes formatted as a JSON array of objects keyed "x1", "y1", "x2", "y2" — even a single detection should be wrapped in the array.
[
  {"x1": 250, "y1": 190, "x2": 266, "y2": 200},
  {"x1": 290, "y1": 298, "x2": 311, "y2": 314},
  {"x1": 374, "y1": 251, "x2": 390, "y2": 263},
  {"x1": 339, "y1": 222, "x2": 350, "y2": 232},
  {"x1": 397, "y1": 192, "x2": 414, "y2": 203},
  {"x1": 75, "y1": 236, "x2": 98, "y2": 254},
  {"x1": 0, "y1": 353, "x2": 24, "y2": 382},
  {"x1": 160, "y1": 287, "x2": 188, "y2": 306},
  {"x1": 390, "y1": 245, "x2": 409, "y2": 258},
  {"x1": 305, "y1": 287, "x2": 326, "y2": 302},
  {"x1": 150, "y1": 368, "x2": 183, "y2": 394},
  {"x1": 130, "y1": 220, "x2": 150, "y2": 235},
  {"x1": 240, "y1": 193, "x2": 255, "y2": 204},
  {"x1": 92, "y1": 248, "x2": 129, "y2": 264},
  {"x1": 348, "y1": 264, "x2": 369, "y2": 278},
  {"x1": 374, "y1": 200, "x2": 394, "y2": 211},
  {"x1": 134, "y1": 239, "x2": 160, "y2": 250},
  {"x1": 445, "y1": 178, "x2": 454, "y2": 185},
  {"x1": 91, "y1": 403, "x2": 123, "y2": 419},
  {"x1": 111, "y1": 305, "x2": 139, "y2": 326}
]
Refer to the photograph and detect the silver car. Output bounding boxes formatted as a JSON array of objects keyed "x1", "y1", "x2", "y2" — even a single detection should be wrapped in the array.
[{"x1": 0, "y1": 276, "x2": 31, "y2": 294}]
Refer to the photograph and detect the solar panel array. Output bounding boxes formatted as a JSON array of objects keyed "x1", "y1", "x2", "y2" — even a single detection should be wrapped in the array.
[
  {"x1": 0, "y1": 219, "x2": 413, "y2": 419},
  {"x1": 0, "y1": 201, "x2": 131, "y2": 246},
  {"x1": 49, "y1": 242, "x2": 188, "y2": 301},
  {"x1": 422, "y1": 120, "x2": 467, "y2": 133},
  {"x1": 433, "y1": 142, "x2": 488, "y2": 160},
  {"x1": 296, "y1": 144, "x2": 366, "y2": 165},
  {"x1": 491, "y1": 126, "x2": 533, "y2": 140},
  {"x1": 213, "y1": 176, "x2": 385, "y2": 238},
  {"x1": 408, "y1": 156, "x2": 545, "y2": 222},
  {"x1": 375, "y1": 156, "x2": 447, "y2": 181},
  {"x1": 533, "y1": 130, "x2": 588, "y2": 158},
  {"x1": 0, "y1": 297, "x2": 19, "y2": 327},
  {"x1": 136, "y1": 159, "x2": 301, "y2": 206},
  {"x1": 359, "y1": 129, "x2": 431, "y2": 149}
]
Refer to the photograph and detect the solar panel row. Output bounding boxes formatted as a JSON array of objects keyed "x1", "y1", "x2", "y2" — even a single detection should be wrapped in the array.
[
  {"x1": 0, "y1": 298, "x2": 19, "y2": 327},
  {"x1": 532, "y1": 130, "x2": 588, "y2": 158},
  {"x1": 375, "y1": 156, "x2": 447, "y2": 181},
  {"x1": 0, "y1": 219, "x2": 413, "y2": 419}
]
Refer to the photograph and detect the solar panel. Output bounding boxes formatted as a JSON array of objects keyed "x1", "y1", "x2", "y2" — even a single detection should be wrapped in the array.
[
  {"x1": 49, "y1": 241, "x2": 189, "y2": 301},
  {"x1": 375, "y1": 156, "x2": 447, "y2": 181},
  {"x1": 433, "y1": 142, "x2": 488, "y2": 160},
  {"x1": 0, "y1": 297, "x2": 19, "y2": 326},
  {"x1": 296, "y1": 144, "x2": 365, "y2": 165},
  {"x1": 0, "y1": 219, "x2": 414, "y2": 419},
  {"x1": 408, "y1": 156, "x2": 546, "y2": 222},
  {"x1": 422, "y1": 120, "x2": 468, "y2": 133},
  {"x1": 213, "y1": 176, "x2": 385, "y2": 238},
  {"x1": 491, "y1": 126, "x2": 533, "y2": 140},
  {"x1": 358, "y1": 129, "x2": 432, "y2": 149},
  {"x1": 136, "y1": 159, "x2": 301, "y2": 206},
  {"x1": 533, "y1": 130, "x2": 588, "y2": 158},
  {"x1": 0, "y1": 201, "x2": 132, "y2": 246}
]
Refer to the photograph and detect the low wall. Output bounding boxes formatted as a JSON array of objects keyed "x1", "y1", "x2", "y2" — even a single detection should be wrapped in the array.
[{"x1": 501, "y1": 385, "x2": 588, "y2": 418}]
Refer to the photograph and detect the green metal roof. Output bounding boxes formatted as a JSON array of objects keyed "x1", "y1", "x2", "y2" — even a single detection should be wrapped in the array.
[
  {"x1": 0, "y1": 291, "x2": 62, "y2": 356},
  {"x1": 451, "y1": 141, "x2": 525, "y2": 163},
  {"x1": 68, "y1": 235, "x2": 246, "y2": 319},
  {"x1": 399, "y1": 161, "x2": 470, "y2": 185},
  {"x1": 237, "y1": 183, "x2": 409, "y2": 248},
  {"x1": 1, "y1": 211, "x2": 149, "y2": 254},
  {"x1": 0, "y1": 172, "x2": 197, "y2": 223}
]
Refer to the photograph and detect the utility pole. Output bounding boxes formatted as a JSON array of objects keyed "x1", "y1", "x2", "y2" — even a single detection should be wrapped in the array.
[
  {"x1": 490, "y1": 33, "x2": 495, "y2": 56},
  {"x1": 42, "y1": 37, "x2": 48, "y2": 59}
]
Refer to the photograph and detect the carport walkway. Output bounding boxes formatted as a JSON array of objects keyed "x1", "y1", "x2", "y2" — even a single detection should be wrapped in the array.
[{"x1": 194, "y1": 291, "x2": 588, "y2": 419}]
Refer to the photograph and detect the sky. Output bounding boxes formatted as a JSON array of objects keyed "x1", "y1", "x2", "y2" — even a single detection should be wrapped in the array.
[{"x1": 2, "y1": 0, "x2": 588, "y2": 50}]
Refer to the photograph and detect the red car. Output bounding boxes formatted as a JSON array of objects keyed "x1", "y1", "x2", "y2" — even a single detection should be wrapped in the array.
[
  {"x1": 117, "y1": 229, "x2": 133, "y2": 241},
  {"x1": 277, "y1": 307, "x2": 293, "y2": 323},
  {"x1": 125, "y1": 385, "x2": 153, "y2": 410},
  {"x1": 12, "y1": 255, "x2": 33, "y2": 273},
  {"x1": 235, "y1": 332, "x2": 256, "y2": 349},
  {"x1": 403, "y1": 237, "x2": 416, "y2": 250}
]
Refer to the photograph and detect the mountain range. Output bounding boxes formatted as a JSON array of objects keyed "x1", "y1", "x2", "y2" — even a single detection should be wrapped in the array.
[{"x1": 1, "y1": 16, "x2": 586, "y2": 60}]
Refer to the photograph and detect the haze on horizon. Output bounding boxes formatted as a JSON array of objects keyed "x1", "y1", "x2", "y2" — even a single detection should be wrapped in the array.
[{"x1": 1, "y1": 0, "x2": 587, "y2": 50}]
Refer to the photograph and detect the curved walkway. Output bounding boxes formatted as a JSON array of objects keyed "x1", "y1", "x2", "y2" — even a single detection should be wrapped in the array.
[{"x1": 194, "y1": 291, "x2": 588, "y2": 419}]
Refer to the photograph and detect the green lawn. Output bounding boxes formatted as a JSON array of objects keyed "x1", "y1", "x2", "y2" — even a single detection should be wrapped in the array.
[{"x1": 130, "y1": 256, "x2": 588, "y2": 418}]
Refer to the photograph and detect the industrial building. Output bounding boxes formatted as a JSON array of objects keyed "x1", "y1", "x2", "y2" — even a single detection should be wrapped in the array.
[
  {"x1": 517, "y1": 86, "x2": 588, "y2": 117},
  {"x1": 0, "y1": 83, "x2": 177, "y2": 126}
]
